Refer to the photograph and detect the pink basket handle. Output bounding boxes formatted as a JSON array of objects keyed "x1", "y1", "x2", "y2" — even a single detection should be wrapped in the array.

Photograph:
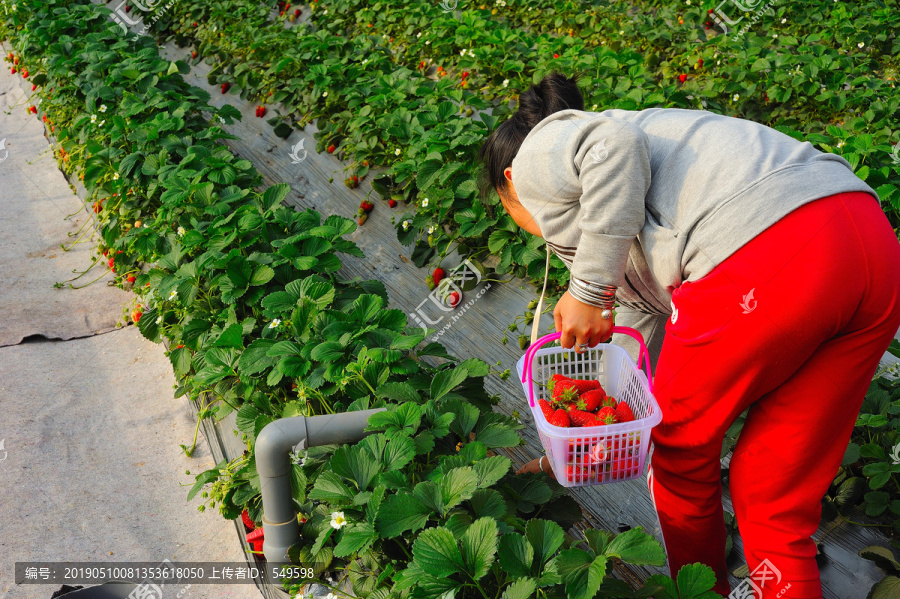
[{"x1": 521, "y1": 327, "x2": 653, "y2": 407}]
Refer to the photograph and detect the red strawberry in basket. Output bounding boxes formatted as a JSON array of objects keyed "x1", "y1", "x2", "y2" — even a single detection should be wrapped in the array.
[
  {"x1": 599, "y1": 395, "x2": 617, "y2": 409},
  {"x1": 567, "y1": 409, "x2": 598, "y2": 428},
  {"x1": 547, "y1": 408, "x2": 570, "y2": 428},
  {"x1": 596, "y1": 406, "x2": 619, "y2": 425},
  {"x1": 615, "y1": 402, "x2": 636, "y2": 423},
  {"x1": 611, "y1": 457, "x2": 639, "y2": 480},
  {"x1": 538, "y1": 399, "x2": 554, "y2": 420},
  {"x1": 579, "y1": 389, "x2": 606, "y2": 412}
]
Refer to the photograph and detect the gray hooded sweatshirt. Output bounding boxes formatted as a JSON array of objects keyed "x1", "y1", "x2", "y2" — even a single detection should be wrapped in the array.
[{"x1": 510, "y1": 107, "x2": 878, "y2": 318}]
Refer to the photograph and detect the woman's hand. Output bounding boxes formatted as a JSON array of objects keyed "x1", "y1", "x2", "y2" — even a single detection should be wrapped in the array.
[
  {"x1": 553, "y1": 290, "x2": 615, "y2": 352},
  {"x1": 516, "y1": 456, "x2": 553, "y2": 475}
]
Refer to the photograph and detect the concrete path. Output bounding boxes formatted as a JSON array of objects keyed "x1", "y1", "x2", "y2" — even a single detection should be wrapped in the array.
[{"x1": 0, "y1": 64, "x2": 260, "y2": 599}]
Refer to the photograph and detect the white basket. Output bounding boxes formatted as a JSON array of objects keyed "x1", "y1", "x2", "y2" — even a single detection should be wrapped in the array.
[{"x1": 514, "y1": 329, "x2": 662, "y2": 487}]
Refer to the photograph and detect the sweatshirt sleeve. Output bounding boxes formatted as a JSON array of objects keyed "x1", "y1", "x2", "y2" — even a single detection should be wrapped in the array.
[{"x1": 568, "y1": 119, "x2": 651, "y2": 302}]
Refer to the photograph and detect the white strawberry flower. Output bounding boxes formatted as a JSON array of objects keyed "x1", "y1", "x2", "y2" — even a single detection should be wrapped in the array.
[
  {"x1": 322, "y1": 91, "x2": 328, "y2": 97},
  {"x1": 325, "y1": 594, "x2": 336, "y2": 599},
  {"x1": 99, "y1": 104, "x2": 107, "y2": 113},
  {"x1": 402, "y1": 220, "x2": 410, "y2": 230},
  {"x1": 99, "y1": 120, "x2": 105, "y2": 126},
  {"x1": 425, "y1": 40, "x2": 431, "y2": 45},
  {"x1": 502, "y1": 79, "x2": 509, "y2": 87},
  {"x1": 113, "y1": 173, "x2": 119, "y2": 180},
  {"x1": 91, "y1": 115, "x2": 97, "y2": 123},
  {"x1": 362, "y1": 58, "x2": 368, "y2": 64},
  {"x1": 685, "y1": 0, "x2": 690, "y2": 4},
  {"x1": 330, "y1": 511, "x2": 347, "y2": 529},
  {"x1": 416, "y1": 32, "x2": 422, "y2": 38},
  {"x1": 858, "y1": 42, "x2": 865, "y2": 48},
  {"x1": 733, "y1": 94, "x2": 740, "y2": 101},
  {"x1": 177, "y1": 226, "x2": 185, "y2": 236},
  {"x1": 269, "y1": 319, "x2": 281, "y2": 328},
  {"x1": 218, "y1": 115, "x2": 226, "y2": 124},
  {"x1": 781, "y1": 18, "x2": 787, "y2": 23},
  {"x1": 421, "y1": 197, "x2": 429, "y2": 207},
  {"x1": 427, "y1": 225, "x2": 436, "y2": 234},
  {"x1": 394, "y1": 148, "x2": 401, "y2": 156},
  {"x1": 168, "y1": 290, "x2": 178, "y2": 300},
  {"x1": 772, "y1": 33, "x2": 778, "y2": 38},
  {"x1": 460, "y1": 49, "x2": 466, "y2": 56}
]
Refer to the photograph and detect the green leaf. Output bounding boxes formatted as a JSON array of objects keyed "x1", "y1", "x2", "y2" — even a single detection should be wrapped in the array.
[
  {"x1": 331, "y1": 446, "x2": 380, "y2": 491},
  {"x1": 366, "y1": 402, "x2": 422, "y2": 435},
  {"x1": 858, "y1": 545, "x2": 900, "y2": 571},
  {"x1": 431, "y1": 366, "x2": 469, "y2": 401},
  {"x1": 250, "y1": 265, "x2": 275, "y2": 286},
  {"x1": 604, "y1": 526, "x2": 667, "y2": 566},
  {"x1": 469, "y1": 489, "x2": 508, "y2": 519},
  {"x1": 375, "y1": 493, "x2": 432, "y2": 538},
  {"x1": 441, "y1": 467, "x2": 479, "y2": 509},
  {"x1": 473, "y1": 455, "x2": 511, "y2": 488},
  {"x1": 413, "y1": 527, "x2": 465, "y2": 578},
  {"x1": 375, "y1": 381, "x2": 421, "y2": 403},
  {"x1": 501, "y1": 578, "x2": 537, "y2": 599},
  {"x1": 260, "y1": 183, "x2": 291, "y2": 211},
  {"x1": 333, "y1": 522, "x2": 377, "y2": 557},
  {"x1": 460, "y1": 517, "x2": 498, "y2": 579},
  {"x1": 498, "y1": 533, "x2": 534, "y2": 577},
  {"x1": 525, "y1": 519, "x2": 564, "y2": 566},
  {"x1": 238, "y1": 339, "x2": 278, "y2": 375},
  {"x1": 475, "y1": 423, "x2": 521, "y2": 449},
  {"x1": 556, "y1": 549, "x2": 607, "y2": 599},
  {"x1": 308, "y1": 470, "x2": 355, "y2": 504},
  {"x1": 870, "y1": 576, "x2": 900, "y2": 599},
  {"x1": 214, "y1": 323, "x2": 245, "y2": 349},
  {"x1": 169, "y1": 346, "x2": 192, "y2": 376},
  {"x1": 675, "y1": 563, "x2": 718, "y2": 598}
]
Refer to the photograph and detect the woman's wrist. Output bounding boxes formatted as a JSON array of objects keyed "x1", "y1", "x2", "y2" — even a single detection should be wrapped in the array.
[{"x1": 569, "y1": 277, "x2": 617, "y2": 310}]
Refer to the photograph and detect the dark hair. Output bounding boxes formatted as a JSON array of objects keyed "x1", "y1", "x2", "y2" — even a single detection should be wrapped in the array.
[{"x1": 476, "y1": 72, "x2": 584, "y2": 210}]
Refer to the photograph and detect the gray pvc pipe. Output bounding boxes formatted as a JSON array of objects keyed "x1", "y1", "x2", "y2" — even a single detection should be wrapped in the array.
[{"x1": 255, "y1": 408, "x2": 385, "y2": 563}]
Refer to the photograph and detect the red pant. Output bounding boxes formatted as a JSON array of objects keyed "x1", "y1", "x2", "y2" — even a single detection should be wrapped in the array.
[{"x1": 648, "y1": 191, "x2": 900, "y2": 598}]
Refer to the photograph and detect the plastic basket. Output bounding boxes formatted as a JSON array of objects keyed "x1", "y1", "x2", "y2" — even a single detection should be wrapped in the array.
[{"x1": 514, "y1": 327, "x2": 662, "y2": 487}]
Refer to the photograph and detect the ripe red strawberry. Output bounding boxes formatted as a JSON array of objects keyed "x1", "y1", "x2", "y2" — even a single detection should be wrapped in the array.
[
  {"x1": 327, "y1": 144, "x2": 336, "y2": 154},
  {"x1": 294, "y1": 8, "x2": 301, "y2": 16},
  {"x1": 257, "y1": 106, "x2": 267, "y2": 118},
  {"x1": 547, "y1": 408, "x2": 570, "y2": 428},
  {"x1": 13, "y1": 57, "x2": 18, "y2": 65},
  {"x1": 462, "y1": 71, "x2": 469, "y2": 78},
  {"x1": 678, "y1": 73, "x2": 687, "y2": 83},
  {"x1": 360, "y1": 200, "x2": 374, "y2": 213},
  {"x1": 30, "y1": 106, "x2": 37, "y2": 114},
  {"x1": 220, "y1": 82, "x2": 230, "y2": 94},
  {"x1": 10, "y1": 67, "x2": 15, "y2": 74},
  {"x1": 108, "y1": 257, "x2": 115, "y2": 269},
  {"x1": 32, "y1": 84, "x2": 37, "y2": 91},
  {"x1": 432, "y1": 267, "x2": 445, "y2": 286},
  {"x1": 697, "y1": 57, "x2": 703, "y2": 68},
  {"x1": 596, "y1": 406, "x2": 619, "y2": 425},
  {"x1": 447, "y1": 291, "x2": 461, "y2": 307},
  {"x1": 126, "y1": 275, "x2": 136, "y2": 284},
  {"x1": 42, "y1": 114, "x2": 47, "y2": 122},
  {"x1": 615, "y1": 402, "x2": 636, "y2": 423},
  {"x1": 599, "y1": 395, "x2": 617, "y2": 409},
  {"x1": 553, "y1": 53, "x2": 559, "y2": 58},
  {"x1": 192, "y1": 22, "x2": 198, "y2": 27},
  {"x1": 579, "y1": 389, "x2": 606, "y2": 412},
  {"x1": 131, "y1": 308, "x2": 143, "y2": 323},
  {"x1": 125, "y1": 4, "x2": 131, "y2": 12},
  {"x1": 420, "y1": 61, "x2": 426, "y2": 69},
  {"x1": 241, "y1": 509, "x2": 256, "y2": 530},
  {"x1": 22, "y1": 69, "x2": 28, "y2": 78},
  {"x1": 192, "y1": 51, "x2": 197, "y2": 59},
  {"x1": 568, "y1": 409, "x2": 599, "y2": 428},
  {"x1": 388, "y1": 199, "x2": 397, "y2": 208},
  {"x1": 538, "y1": 399, "x2": 554, "y2": 420}
]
